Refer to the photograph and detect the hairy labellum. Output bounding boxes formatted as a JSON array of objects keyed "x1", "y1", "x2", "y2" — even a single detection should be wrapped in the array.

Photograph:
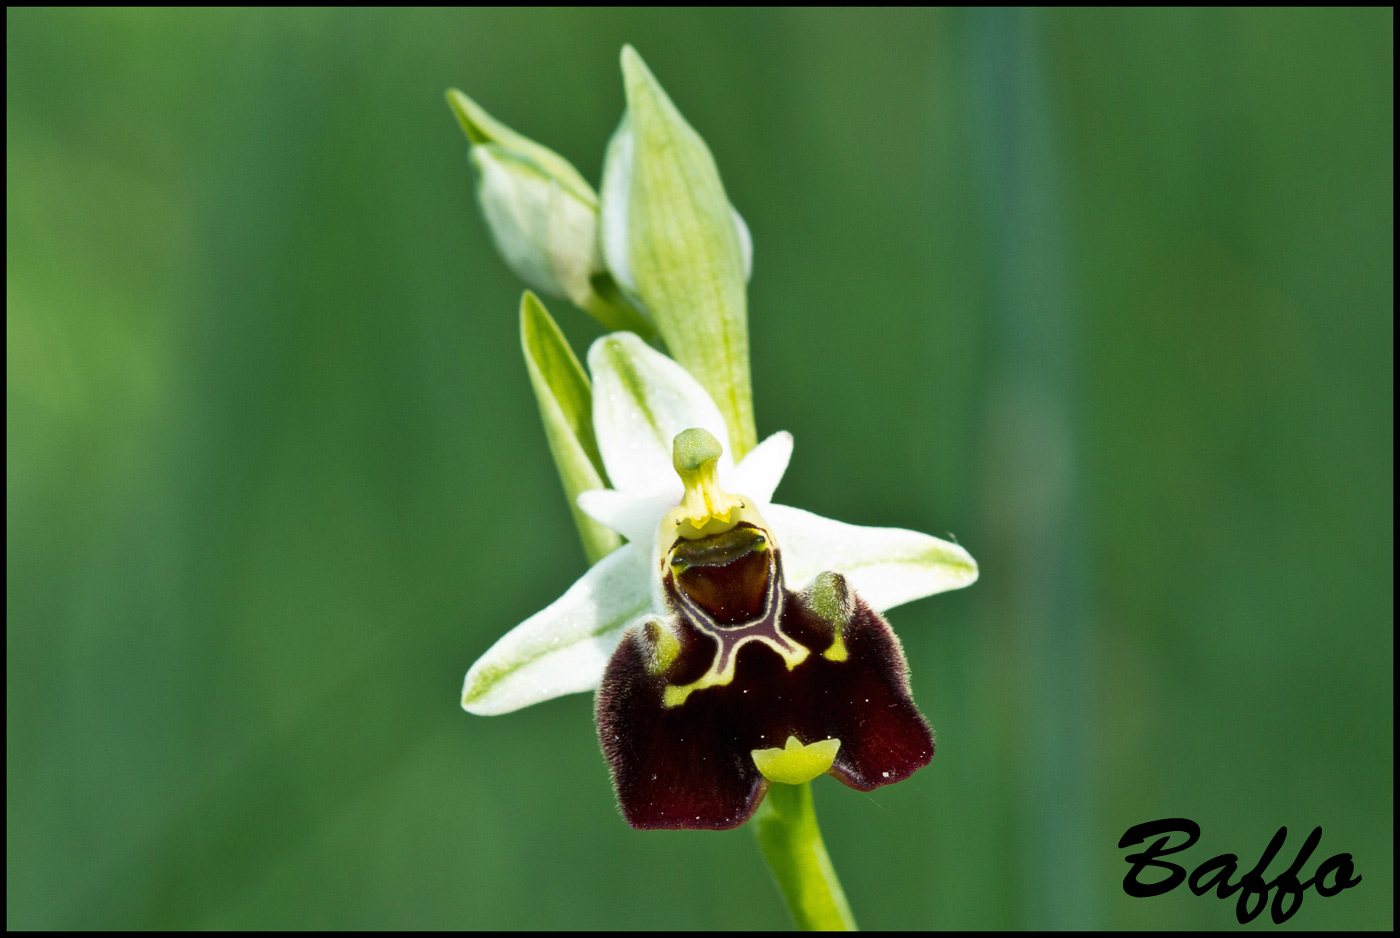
[{"x1": 596, "y1": 514, "x2": 934, "y2": 830}]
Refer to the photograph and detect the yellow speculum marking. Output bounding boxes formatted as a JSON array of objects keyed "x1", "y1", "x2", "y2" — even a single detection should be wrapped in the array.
[
  {"x1": 660, "y1": 632, "x2": 808, "y2": 709},
  {"x1": 822, "y1": 634, "x2": 848, "y2": 662},
  {"x1": 752, "y1": 735, "x2": 841, "y2": 785},
  {"x1": 663, "y1": 678, "x2": 707, "y2": 709}
]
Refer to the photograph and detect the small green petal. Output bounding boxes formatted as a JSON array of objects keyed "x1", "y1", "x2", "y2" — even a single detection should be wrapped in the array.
[
  {"x1": 752, "y1": 736, "x2": 841, "y2": 786},
  {"x1": 520, "y1": 292, "x2": 621, "y2": 563}
]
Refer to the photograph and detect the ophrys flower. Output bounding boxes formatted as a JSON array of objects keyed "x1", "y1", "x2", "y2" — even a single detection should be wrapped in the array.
[{"x1": 461, "y1": 332, "x2": 977, "y2": 828}]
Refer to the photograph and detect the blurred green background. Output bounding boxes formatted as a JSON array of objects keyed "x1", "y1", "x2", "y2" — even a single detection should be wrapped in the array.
[{"x1": 7, "y1": 8, "x2": 1392, "y2": 930}]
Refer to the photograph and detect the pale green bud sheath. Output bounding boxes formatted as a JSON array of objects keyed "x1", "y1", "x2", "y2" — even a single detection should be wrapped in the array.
[
  {"x1": 601, "y1": 47, "x2": 757, "y2": 459},
  {"x1": 446, "y1": 89, "x2": 653, "y2": 337}
]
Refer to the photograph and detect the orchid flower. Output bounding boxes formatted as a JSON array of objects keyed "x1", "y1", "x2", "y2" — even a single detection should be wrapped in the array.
[{"x1": 461, "y1": 331, "x2": 977, "y2": 829}]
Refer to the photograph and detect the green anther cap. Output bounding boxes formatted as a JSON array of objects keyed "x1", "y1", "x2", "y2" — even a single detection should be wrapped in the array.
[{"x1": 673, "y1": 427, "x2": 724, "y2": 474}]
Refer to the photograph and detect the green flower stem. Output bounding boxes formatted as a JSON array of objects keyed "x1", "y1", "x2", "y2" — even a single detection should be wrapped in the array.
[{"x1": 753, "y1": 781, "x2": 857, "y2": 931}]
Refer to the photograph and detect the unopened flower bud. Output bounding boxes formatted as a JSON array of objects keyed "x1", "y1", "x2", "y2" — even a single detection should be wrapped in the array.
[{"x1": 447, "y1": 89, "x2": 651, "y2": 336}]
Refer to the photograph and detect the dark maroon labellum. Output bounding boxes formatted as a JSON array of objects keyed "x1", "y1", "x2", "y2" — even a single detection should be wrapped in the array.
[{"x1": 596, "y1": 532, "x2": 934, "y2": 830}]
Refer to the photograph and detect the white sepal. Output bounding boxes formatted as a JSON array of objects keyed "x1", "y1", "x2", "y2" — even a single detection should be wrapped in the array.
[
  {"x1": 588, "y1": 332, "x2": 733, "y2": 495},
  {"x1": 765, "y1": 504, "x2": 978, "y2": 613},
  {"x1": 461, "y1": 543, "x2": 652, "y2": 715},
  {"x1": 473, "y1": 146, "x2": 588, "y2": 299}
]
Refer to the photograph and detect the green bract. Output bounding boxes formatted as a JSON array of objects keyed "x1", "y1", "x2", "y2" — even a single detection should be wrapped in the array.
[
  {"x1": 600, "y1": 46, "x2": 757, "y2": 458},
  {"x1": 519, "y1": 292, "x2": 620, "y2": 564},
  {"x1": 447, "y1": 89, "x2": 652, "y2": 336}
]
